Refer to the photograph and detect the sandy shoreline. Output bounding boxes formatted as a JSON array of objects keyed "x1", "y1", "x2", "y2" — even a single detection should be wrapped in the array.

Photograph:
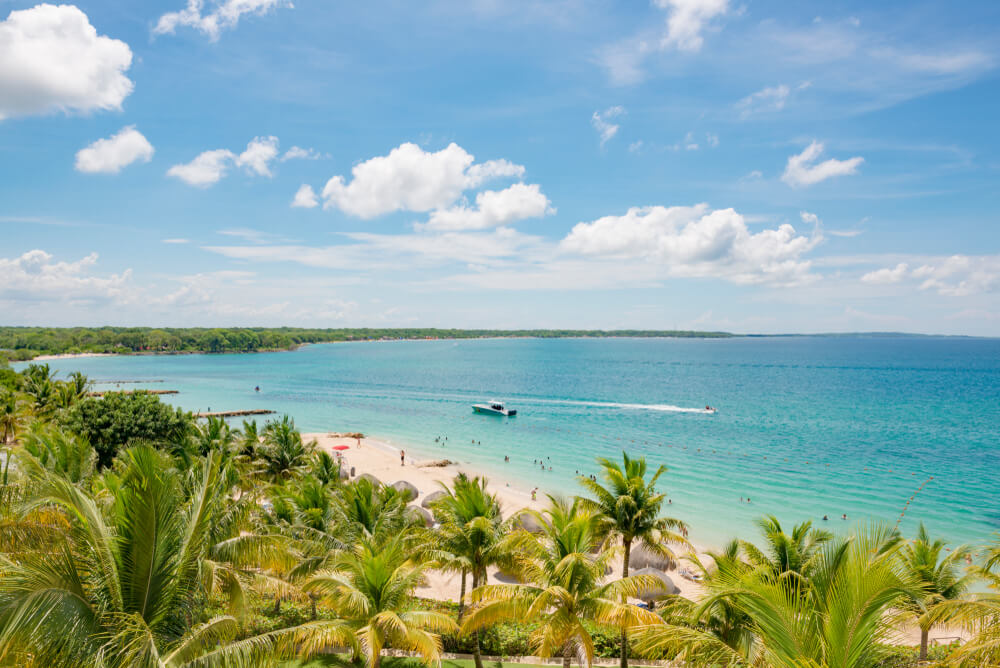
[{"x1": 305, "y1": 432, "x2": 708, "y2": 603}]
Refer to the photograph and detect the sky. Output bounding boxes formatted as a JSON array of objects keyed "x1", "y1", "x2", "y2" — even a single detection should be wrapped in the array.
[{"x1": 1, "y1": 0, "x2": 999, "y2": 335}]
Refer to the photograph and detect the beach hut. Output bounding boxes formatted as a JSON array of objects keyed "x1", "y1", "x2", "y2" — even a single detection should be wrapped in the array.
[
  {"x1": 629, "y1": 544, "x2": 678, "y2": 571},
  {"x1": 516, "y1": 511, "x2": 544, "y2": 533},
  {"x1": 392, "y1": 480, "x2": 419, "y2": 502},
  {"x1": 632, "y1": 567, "x2": 680, "y2": 606},
  {"x1": 407, "y1": 505, "x2": 434, "y2": 527},
  {"x1": 358, "y1": 473, "x2": 381, "y2": 487},
  {"x1": 421, "y1": 490, "x2": 448, "y2": 509}
]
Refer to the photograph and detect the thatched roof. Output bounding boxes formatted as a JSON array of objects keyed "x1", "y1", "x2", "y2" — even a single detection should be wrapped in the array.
[{"x1": 421, "y1": 490, "x2": 448, "y2": 509}]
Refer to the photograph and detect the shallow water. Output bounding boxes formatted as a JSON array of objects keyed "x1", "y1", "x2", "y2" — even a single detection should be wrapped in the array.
[{"x1": 22, "y1": 336, "x2": 1000, "y2": 549}]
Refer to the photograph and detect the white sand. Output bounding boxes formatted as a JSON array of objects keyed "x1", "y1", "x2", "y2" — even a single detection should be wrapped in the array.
[
  {"x1": 306, "y1": 432, "x2": 707, "y2": 603},
  {"x1": 29, "y1": 352, "x2": 116, "y2": 361}
]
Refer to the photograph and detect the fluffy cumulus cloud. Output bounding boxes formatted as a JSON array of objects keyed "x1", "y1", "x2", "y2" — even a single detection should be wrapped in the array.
[
  {"x1": 0, "y1": 4, "x2": 133, "y2": 120},
  {"x1": 560, "y1": 204, "x2": 820, "y2": 285},
  {"x1": 167, "y1": 148, "x2": 235, "y2": 187},
  {"x1": 319, "y1": 142, "x2": 525, "y2": 218},
  {"x1": 234, "y1": 135, "x2": 279, "y2": 176},
  {"x1": 0, "y1": 249, "x2": 131, "y2": 302},
  {"x1": 591, "y1": 106, "x2": 624, "y2": 145},
  {"x1": 291, "y1": 184, "x2": 318, "y2": 208},
  {"x1": 656, "y1": 0, "x2": 729, "y2": 52},
  {"x1": 154, "y1": 0, "x2": 291, "y2": 41},
  {"x1": 74, "y1": 126, "x2": 154, "y2": 174},
  {"x1": 168, "y1": 136, "x2": 281, "y2": 186},
  {"x1": 781, "y1": 141, "x2": 864, "y2": 187},
  {"x1": 421, "y1": 183, "x2": 555, "y2": 232}
]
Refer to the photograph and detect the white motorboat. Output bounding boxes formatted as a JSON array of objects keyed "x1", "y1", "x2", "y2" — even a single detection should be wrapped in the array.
[{"x1": 472, "y1": 401, "x2": 517, "y2": 416}]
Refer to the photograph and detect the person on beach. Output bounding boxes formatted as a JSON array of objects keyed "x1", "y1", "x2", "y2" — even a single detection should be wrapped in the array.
[
  {"x1": 400, "y1": 450, "x2": 405, "y2": 466},
  {"x1": 531, "y1": 487, "x2": 537, "y2": 501}
]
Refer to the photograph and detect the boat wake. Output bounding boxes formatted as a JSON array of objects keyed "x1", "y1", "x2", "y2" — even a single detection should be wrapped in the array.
[{"x1": 528, "y1": 398, "x2": 716, "y2": 414}]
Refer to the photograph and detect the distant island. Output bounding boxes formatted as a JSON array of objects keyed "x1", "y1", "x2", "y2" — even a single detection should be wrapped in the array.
[{"x1": 0, "y1": 326, "x2": 735, "y2": 360}]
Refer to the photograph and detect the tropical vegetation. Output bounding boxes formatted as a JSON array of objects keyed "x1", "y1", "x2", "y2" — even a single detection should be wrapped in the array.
[{"x1": 0, "y1": 356, "x2": 996, "y2": 667}]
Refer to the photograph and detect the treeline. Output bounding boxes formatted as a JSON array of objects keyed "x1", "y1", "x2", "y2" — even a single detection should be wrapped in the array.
[{"x1": 0, "y1": 326, "x2": 735, "y2": 360}]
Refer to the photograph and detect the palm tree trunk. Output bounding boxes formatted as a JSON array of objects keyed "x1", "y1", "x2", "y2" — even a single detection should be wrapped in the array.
[
  {"x1": 457, "y1": 569, "x2": 467, "y2": 621},
  {"x1": 273, "y1": 594, "x2": 281, "y2": 615},
  {"x1": 563, "y1": 641, "x2": 573, "y2": 668},
  {"x1": 919, "y1": 626, "x2": 929, "y2": 661},
  {"x1": 472, "y1": 569, "x2": 484, "y2": 668},
  {"x1": 620, "y1": 539, "x2": 631, "y2": 668}
]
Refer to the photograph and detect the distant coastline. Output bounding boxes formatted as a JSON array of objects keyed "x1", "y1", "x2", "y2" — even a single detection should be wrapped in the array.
[
  {"x1": 2, "y1": 326, "x2": 989, "y2": 362},
  {"x1": 1, "y1": 326, "x2": 734, "y2": 361}
]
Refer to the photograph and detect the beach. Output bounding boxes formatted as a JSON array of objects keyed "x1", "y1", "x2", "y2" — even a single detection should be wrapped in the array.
[{"x1": 306, "y1": 431, "x2": 708, "y2": 604}]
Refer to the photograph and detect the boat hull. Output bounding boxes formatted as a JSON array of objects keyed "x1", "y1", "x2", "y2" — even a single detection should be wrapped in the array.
[{"x1": 473, "y1": 405, "x2": 516, "y2": 416}]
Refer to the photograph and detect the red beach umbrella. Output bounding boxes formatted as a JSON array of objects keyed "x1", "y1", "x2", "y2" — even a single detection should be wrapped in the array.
[{"x1": 332, "y1": 445, "x2": 350, "y2": 451}]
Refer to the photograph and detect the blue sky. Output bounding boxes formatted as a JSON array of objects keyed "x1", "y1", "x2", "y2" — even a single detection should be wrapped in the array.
[{"x1": 1, "y1": 0, "x2": 999, "y2": 334}]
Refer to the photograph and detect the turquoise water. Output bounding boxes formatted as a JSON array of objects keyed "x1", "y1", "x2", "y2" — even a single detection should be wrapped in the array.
[{"x1": 20, "y1": 337, "x2": 1000, "y2": 549}]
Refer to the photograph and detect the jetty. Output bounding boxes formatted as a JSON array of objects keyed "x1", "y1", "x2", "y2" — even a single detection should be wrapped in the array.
[
  {"x1": 88, "y1": 389, "x2": 178, "y2": 397},
  {"x1": 195, "y1": 409, "x2": 275, "y2": 418}
]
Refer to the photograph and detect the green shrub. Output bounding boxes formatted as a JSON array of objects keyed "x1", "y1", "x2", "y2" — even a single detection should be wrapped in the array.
[{"x1": 63, "y1": 391, "x2": 192, "y2": 468}]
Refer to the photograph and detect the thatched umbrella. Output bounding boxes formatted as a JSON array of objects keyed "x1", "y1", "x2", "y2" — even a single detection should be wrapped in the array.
[
  {"x1": 407, "y1": 505, "x2": 434, "y2": 527},
  {"x1": 516, "y1": 511, "x2": 544, "y2": 533},
  {"x1": 629, "y1": 544, "x2": 678, "y2": 571},
  {"x1": 632, "y1": 567, "x2": 680, "y2": 602},
  {"x1": 421, "y1": 490, "x2": 447, "y2": 509},
  {"x1": 392, "y1": 480, "x2": 419, "y2": 501},
  {"x1": 357, "y1": 473, "x2": 381, "y2": 487}
]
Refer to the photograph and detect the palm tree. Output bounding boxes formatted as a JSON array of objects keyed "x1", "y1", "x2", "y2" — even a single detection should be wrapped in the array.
[
  {"x1": 462, "y1": 496, "x2": 662, "y2": 668},
  {"x1": 0, "y1": 389, "x2": 30, "y2": 444},
  {"x1": 637, "y1": 523, "x2": 917, "y2": 668},
  {"x1": 739, "y1": 515, "x2": 833, "y2": 583},
  {"x1": 577, "y1": 452, "x2": 687, "y2": 668},
  {"x1": 258, "y1": 415, "x2": 314, "y2": 481},
  {"x1": 0, "y1": 444, "x2": 317, "y2": 666},
  {"x1": 304, "y1": 533, "x2": 457, "y2": 668},
  {"x1": 897, "y1": 523, "x2": 973, "y2": 660},
  {"x1": 429, "y1": 473, "x2": 509, "y2": 668},
  {"x1": 313, "y1": 450, "x2": 342, "y2": 486},
  {"x1": 17, "y1": 426, "x2": 96, "y2": 483},
  {"x1": 191, "y1": 415, "x2": 236, "y2": 456}
]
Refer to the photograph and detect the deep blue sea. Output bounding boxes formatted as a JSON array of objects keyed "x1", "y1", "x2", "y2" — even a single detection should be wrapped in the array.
[{"x1": 20, "y1": 336, "x2": 1000, "y2": 549}]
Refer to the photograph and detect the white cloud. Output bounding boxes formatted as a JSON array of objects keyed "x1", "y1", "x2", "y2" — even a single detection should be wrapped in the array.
[
  {"x1": 320, "y1": 142, "x2": 525, "y2": 218},
  {"x1": 167, "y1": 136, "x2": 281, "y2": 186},
  {"x1": 167, "y1": 148, "x2": 235, "y2": 187},
  {"x1": 162, "y1": 238, "x2": 190, "y2": 244},
  {"x1": 628, "y1": 141, "x2": 644, "y2": 153},
  {"x1": 420, "y1": 183, "x2": 555, "y2": 232},
  {"x1": 655, "y1": 0, "x2": 729, "y2": 52},
  {"x1": 281, "y1": 146, "x2": 322, "y2": 161},
  {"x1": 154, "y1": 0, "x2": 290, "y2": 41},
  {"x1": 781, "y1": 141, "x2": 864, "y2": 187},
  {"x1": 560, "y1": 204, "x2": 820, "y2": 285},
  {"x1": 291, "y1": 184, "x2": 318, "y2": 208},
  {"x1": 235, "y1": 135, "x2": 279, "y2": 176},
  {"x1": 736, "y1": 84, "x2": 790, "y2": 117},
  {"x1": 861, "y1": 263, "x2": 908, "y2": 284},
  {"x1": 0, "y1": 249, "x2": 131, "y2": 302},
  {"x1": 706, "y1": 133, "x2": 719, "y2": 147},
  {"x1": 591, "y1": 106, "x2": 624, "y2": 146},
  {"x1": 74, "y1": 126, "x2": 154, "y2": 174},
  {"x1": 914, "y1": 256, "x2": 1000, "y2": 296},
  {"x1": 0, "y1": 4, "x2": 133, "y2": 120}
]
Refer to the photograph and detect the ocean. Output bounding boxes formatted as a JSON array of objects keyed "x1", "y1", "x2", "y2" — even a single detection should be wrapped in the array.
[{"x1": 20, "y1": 336, "x2": 1000, "y2": 549}]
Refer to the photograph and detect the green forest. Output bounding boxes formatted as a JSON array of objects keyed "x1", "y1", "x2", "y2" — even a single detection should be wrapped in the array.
[{"x1": 0, "y1": 327, "x2": 734, "y2": 360}]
